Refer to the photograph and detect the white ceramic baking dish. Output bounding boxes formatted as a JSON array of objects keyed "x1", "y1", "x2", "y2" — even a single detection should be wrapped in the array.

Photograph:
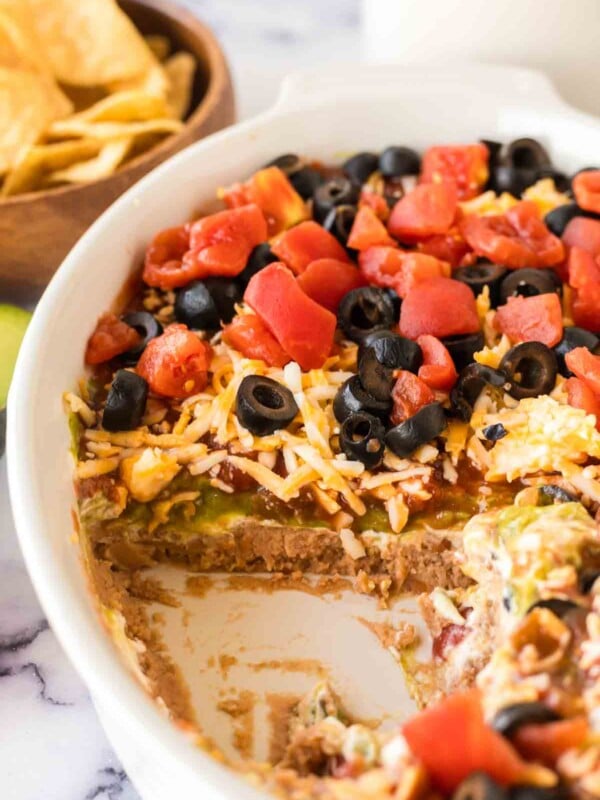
[{"x1": 8, "y1": 64, "x2": 600, "y2": 800}]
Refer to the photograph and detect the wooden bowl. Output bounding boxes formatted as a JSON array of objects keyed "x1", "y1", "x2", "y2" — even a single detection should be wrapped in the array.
[{"x1": 0, "y1": 0, "x2": 235, "y2": 302}]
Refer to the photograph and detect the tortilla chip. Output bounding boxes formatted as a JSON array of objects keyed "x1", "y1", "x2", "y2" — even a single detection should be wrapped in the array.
[
  {"x1": 0, "y1": 5, "x2": 46, "y2": 72},
  {"x1": 45, "y1": 139, "x2": 132, "y2": 185},
  {"x1": 47, "y1": 117, "x2": 183, "y2": 142},
  {"x1": 26, "y1": 0, "x2": 155, "y2": 86},
  {"x1": 2, "y1": 139, "x2": 101, "y2": 195},
  {"x1": 0, "y1": 67, "x2": 72, "y2": 174},
  {"x1": 144, "y1": 34, "x2": 171, "y2": 62},
  {"x1": 71, "y1": 90, "x2": 170, "y2": 124},
  {"x1": 106, "y1": 60, "x2": 170, "y2": 100},
  {"x1": 164, "y1": 52, "x2": 196, "y2": 119},
  {"x1": 0, "y1": 5, "x2": 72, "y2": 116}
]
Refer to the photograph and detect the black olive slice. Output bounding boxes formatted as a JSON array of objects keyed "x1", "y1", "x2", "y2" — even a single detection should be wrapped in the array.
[
  {"x1": 175, "y1": 279, "x2": 242, "y2": 329},
  {"x1": 481, "y1": 138, "x2": 503, "y2": 168},
  {"x1": 452, "y1": 771, "x2": 506, "y2": 800},
  {"x1": 337, "y1": 287, "x2": 395, "y2": 343},
  {"x1": 527, "y1": 598, "x2": 581, "y2": 618},
  {"x1": 313, "y1": 177, "x2": 360, "y2": 223},
  {"x1": 102, "y1": 370, "x2": 148, "y2": 432},
  {"x1": 500, "y1": 342, "x2": 558, "y2": 400},
  {"x1": 482, "y1": 423, "x2": 507, "y2": 442},
  {"x1": 500, "y1": 269, "x2": 560, "y2": 303},
  {"x1": 201, "y1": 278, "x2": 243, "y2": 324},
  {"x1": 119, "y1": 311, "x2": 163, "y2": 365},
  {"x1": 342, "y1": 152, "x2": 379, "y2": 185},
  {"x1": 509, "y1": 783, "x2": 569, "y2": 800},
  {"x1": 264, "y1": 153, "x2": 303, "y2": 175},
  {"x1": 237, "y1": 242, "x2": 278, "y2": 286},
  {"x1": 544, "y1": 204, "x2": 581, "y2": 236},
  {"x1": 358, "y1": 334, "x2": 423, "y2": 400},
  {"x1": 491, "y1": 702, "x2": 561, "y2": 738},
  {"x1": 339, "y1": 412, "x2": 385, "y2": 469},
  {"x1": 333, "y1": 376, "x2": 391, "y2": 424},
  {"x1": 382, "y1": 288, "x2": 401, "y2": 320},
  {"x1": 385, "y1": 402, "x2": 447, "y2": 458},
  {"x1": 379, "y1": 146, "x2": 421, "y2": 178},
  {"x1": 323, "y1": 204, "x2": 357, "y2": 246},
  {"x1": 544, "y1": 203, "x2": 600, "y2": 237},
  {"x1": 290, "y1": 166, "x2": 323, "y2": 199},
  {"x1": 442, "y1": 332, "x2": 485, "y2": 372},
  {"x1": 502, "y1": 138, "x2": 551, "y2": 171},
  {"x1": 174, "y1": 281, "x2": 220, "y2": 330},
  {"x1": 580, "y1": 569, "x2": 600, "y2": 594},
  {"x1": 454, "y1": 262, "x2": 507, "y2": 308},
  {"x1": 538, "y1": 484, "x2": 577, "y2": 505},
  {"x1": 491, "y1": 165, "x2": 538, "y2": 196},
  {"x1": 554, "y1": 327, "x2": 600, "y2": 376},
  {"x1": 235, "y1": 375, "x2": 299, "y2": 436},
  {"x1": 450, "y1": 364, "x2": 507, "y2": 421}
]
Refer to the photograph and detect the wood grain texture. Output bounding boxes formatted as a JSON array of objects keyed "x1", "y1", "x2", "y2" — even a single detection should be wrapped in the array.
[{"x1": 0, "y1": 0, "x2": 235, "y2": 302}]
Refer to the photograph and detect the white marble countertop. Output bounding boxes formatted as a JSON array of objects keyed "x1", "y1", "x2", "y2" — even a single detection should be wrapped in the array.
[{"x1": 0, "y1": 1, "x2": 360, "y2": 798}]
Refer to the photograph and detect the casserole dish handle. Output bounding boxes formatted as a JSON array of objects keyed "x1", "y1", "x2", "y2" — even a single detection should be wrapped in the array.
[{"x1": 274, "y1": 62, "x2": 568, "y2": 111}]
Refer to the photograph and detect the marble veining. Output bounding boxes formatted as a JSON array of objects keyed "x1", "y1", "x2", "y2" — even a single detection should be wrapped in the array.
[{"x1": 0, "y1": 2, "x2": 360, "y2": 798}]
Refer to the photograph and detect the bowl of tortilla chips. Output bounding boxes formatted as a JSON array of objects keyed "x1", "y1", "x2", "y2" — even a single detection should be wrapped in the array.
[{"x1": 0, "y1": 0, "x2": 234, "y2": 299}]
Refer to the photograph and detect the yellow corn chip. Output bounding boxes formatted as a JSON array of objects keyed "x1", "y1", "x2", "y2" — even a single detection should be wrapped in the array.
[
  {"x1": 70, "y1": 90, "x2": 170, "y2": 124},
  {"x1": 144, "y1": 34, "x2": 171, "y2": 62},
  {"x1": 0, "y1": 5, "x2": 46, "y2": 72},
  {"x1": 164, "y1": 52, "x2": 196, "y2": 119},
  {"x1": 106, "y1": 60, "x2": 170, "y2": 100},
  {"x1": 0, "y1": 67, "x2": 72, "y2": 175},
  {"x1": 2, "y1": 139, "x2": 102, "y2": 195},
  {"x1": 26, "y1": 0, "x2": 155, "y2": 86},
  {"x1": 45, "y1": 139, "x2": 132, "y2": 185},
  {"x1": 47, "y1": 117, "x2": 183, "y2": 142}
]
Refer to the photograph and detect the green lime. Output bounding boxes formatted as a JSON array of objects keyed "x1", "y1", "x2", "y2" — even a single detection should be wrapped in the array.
[{"x1": 0, "y1": 304, "x2": 32, "y2": 407}]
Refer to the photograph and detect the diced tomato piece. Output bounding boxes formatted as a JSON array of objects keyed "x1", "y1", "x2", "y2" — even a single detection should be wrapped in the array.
[
  {"x1": 297, "y1": 258, "x2": 366, "y2": 312},
  {"x1": 271, "y1": 221, "x2": 351, "y2": 275},
  {"x1": 244, "y1": 263, "x2": 336, "y2": 370},
  {"x1": 402, "y1": 690, "x2": 527, "y2": 794},
  {"x1": 359, "y1": 246, "x2": 404, "y2": 290},
  {"x1": 396, "y1": 253, "x2": 451, "y2": 298},
  {"x1": 359, "y1": 189, "x2": 390, "y2": 221},
  {"x1": 388, "y1": 182, "x2": 458, "y2": 243},
  {"x1": 359, "y1": 247, "x2": 450, "y2": 298},
  {"x1": 495, "y1": 293, "x2": 563, "y2": 348},
  {"x1": 420, "y1": 143, "x2": 489, "y2": 200},
  {"x1": 460, "y1": 201, "x2": 565, "y2": 269},
  {"x1": 563, "y1": 216, "x2": 600, "y2": 259},
  {"x1": 513, "y1": 717, "x2": 589, "y2": 766},
  {"x1": 399, "y1": 277, "x2": 480, "y2": 340},
  {"x1": 85, "y1": 313, "x2": 141, "y2": 365},
  {"x1": 142, "y1": 224, "x2": 191, "y2": 290},
  {"x1": 565, "y1": 346, "x2": 600, "y2": 396},
  {"x1": 573, "y1": 170, "x2": 600, "y2": 214},
  {"x1": 417, "y1": 230, "x2": 475, "y2": 268},
  {"x1": 347, "y1": 206, "x2": 395, "y2": 250},
  {"x1": 569, "y1": 245, "x2": 600, "y2": 290},
  {"x1": 178, "y1": 205, "x2": 267, "y2": 288},
  {"x1": 391, "y1": 371, "x2": 435, "y2": 426},
  {"x1": 222, "y1": 166, "x2": 308, "y2": 235},
  {"x1": 417, "y1": 334, "x2": 458, "y2": 391},
  {"x1": 566, "y1": 377, "x2": 600, "y2": 430},
  {"x1": 568, "y1": 246, "x2": 600, "y2": 332},
  {"x1": 137, "y1": 324, "x2": 212, "y2": 398},
  {"x1": 222, "y1": 314, "x2": 289, "y2": 368}
]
